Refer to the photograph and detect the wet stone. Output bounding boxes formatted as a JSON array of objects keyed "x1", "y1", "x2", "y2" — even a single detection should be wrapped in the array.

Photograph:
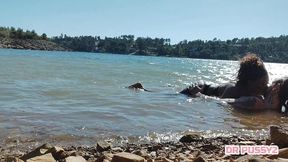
[
  {"x1": 162, "y1": 157, "x2": 173, "y2": 162},
  {"x1": 64, "y1": 156, "x2": 87, "y2": 162},
  {"x1": 268, "y1": 147, "x2": 288, "y2": 159},
  {"x1": 180, "y1": 133, "x2": 203, "y2": 143},
  {"x1": 97, "y1": 141, "x2": 112, "y2": 152},
  {"x1": 193, "y1": 156, "x2": 206, "y2": 162},
  {"x1": 26, "y1": 153, "x2": 56, "y2": 162},
  {"x1": 132, "y1": 150, "x2": 148, "y2": 158},
  {"x1": 5, "y1": 157, "x2": 24, "y2": 162},
  {"x1": 111, "y1": 147, "x2": 123, "y2": 153},
  {"x1": 270, "y1": 125, "x2": 288, "y2": 148},
  {"x1": 20, "y1": 143, "x2": 53, "y2": 161},
  {"x1": 111, "y1": 152, "x2": 145, "y2": 162}
]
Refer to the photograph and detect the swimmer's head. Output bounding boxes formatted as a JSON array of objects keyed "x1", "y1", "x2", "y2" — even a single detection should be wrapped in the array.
[{"x1": 236, "y1": 53, "x2": 268, "y2": 94}]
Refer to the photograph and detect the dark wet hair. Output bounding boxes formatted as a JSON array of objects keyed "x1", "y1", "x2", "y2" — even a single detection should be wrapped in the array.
[
  {"x1": 273, "y1": 77, "x2": 288, "y2": 111},
  {"x1": 236, "y1": 53, "x2": 268, "y2": 86}
]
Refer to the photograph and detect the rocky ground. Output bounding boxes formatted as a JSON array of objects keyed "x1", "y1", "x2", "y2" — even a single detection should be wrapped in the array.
[
  {"x1": 1, "y1": 125, "x2": 288, "y2": 162},
  {"x1": 0, "y1": 38, "x2": 68, "y2": 51}
]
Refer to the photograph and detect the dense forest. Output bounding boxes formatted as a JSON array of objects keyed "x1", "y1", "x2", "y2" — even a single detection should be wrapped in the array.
[
  {"x1": 0, "y1": 27, "x2": 47, "y2": 40},
  {"x1": 1, "y1": 26, "x2": 288, "y2": 63}
]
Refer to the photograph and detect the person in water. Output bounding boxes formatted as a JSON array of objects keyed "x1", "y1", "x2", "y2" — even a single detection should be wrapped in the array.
[
  {"x1": 128, "y1": 53, "x2": 287, "y2": 112},
  {"x1": 229, "y1": 77, "x2": 288, "y2": 112},
  {"x1": 179, "y1": 53, "x2": 288, "y2": 112},
  {"x1": 180, "y1": 53, "x2": 269, "y2": 98}
]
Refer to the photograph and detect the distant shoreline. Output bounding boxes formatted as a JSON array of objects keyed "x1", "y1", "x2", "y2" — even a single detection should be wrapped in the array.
[
  {"x1": 0, "y1": 43, "x2": 285, "y2": 65},
  {"x1": 0, "y1": 37, "x2": 68, "y2": 52},
  {"x1": 1, "y1": 25, "x2": 288, "y2": 63}
]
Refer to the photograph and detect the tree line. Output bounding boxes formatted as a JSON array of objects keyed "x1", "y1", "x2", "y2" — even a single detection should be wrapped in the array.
[
  {"x1": 0, "y1": 27, "x2": 47, "y2": 40},
  {"x1": 1, "y1": 26, "x2": 288, "y2": 63},
  {"x1": 51, "y1": 34, "x2": 288, "y2": 63}
]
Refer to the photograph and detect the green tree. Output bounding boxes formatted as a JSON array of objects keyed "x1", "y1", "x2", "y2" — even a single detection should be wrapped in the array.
[{"x1": 41, "y1": 33, "x2": 47, "y2": 40}]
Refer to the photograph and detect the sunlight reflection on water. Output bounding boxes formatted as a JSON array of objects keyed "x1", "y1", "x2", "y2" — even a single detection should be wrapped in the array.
[{"x1": 0, "y1": 49, "x2": 288, "y2": 147}]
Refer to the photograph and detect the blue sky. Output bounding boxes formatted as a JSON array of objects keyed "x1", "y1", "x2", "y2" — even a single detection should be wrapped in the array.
[{"x1": 0, "y1": 0, "x2": 287, "y2": 43}]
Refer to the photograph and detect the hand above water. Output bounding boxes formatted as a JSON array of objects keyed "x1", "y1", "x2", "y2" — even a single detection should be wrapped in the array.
[{"x1": 180, "y1": 84, "x2": 202, "y2": 97}]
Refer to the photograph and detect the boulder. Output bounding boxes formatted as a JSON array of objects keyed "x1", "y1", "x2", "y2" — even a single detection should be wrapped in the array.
[
  {"x1": 247, "y1": 158, "x2": 271, "y2": 162},
  {"x1": 20, "y1": 143, "x2": 53, "y2": 161},
  {"x1": 64, "y1": 156, "x2": 87, "y2": 162},
  {"x1": 148, "y1": 144, "x2": 162, "y2": 151},
  {"x1": 49, "y1": 146, "x2": 68, "y2": 160},
  {"x1": 127, "y1": 83, "x2": 149, "y2": 92},
  {"x1": 193, "y1": 156, "x2": 206, "y2": 162},
  {"x1": 111, "y1": 147, "x2": 124, "y2": 153},
  {"x1": 5, "y1": 157, "x2": 24, "y2": 162},
  {"x1": 100, "y1": 152, "x2": 114, "y2": 161},
  {"x1": 180, "y1": 133, "x2": 203, "y2": 143},
  {"x1": 270, "y1": 125, "x2": 288, "y2": 148},
  {"x1": 97, "y1": 141, "x2": 111, "y2": 152},
  {"x1": 162, "y1": 157, "x2": 174, "y2": 162},
  {"x1": 111, "y1": 152, "x2": 145, "y2": 162},
  {"x1": 128, "y1": 83, "x2": 144, "y2": 90},
  {"x1": 132, "y1": 149, "x2": 148, "y2": 158},
  {"x1": 236, "y1": 155, "x2": 270, "y2": 162},
  {"x1": 26, "y1": 153, "x2": 56, "y2": 162},
  {"x1": 268, "y1": 147, "x2": 288, "y2": 159}
]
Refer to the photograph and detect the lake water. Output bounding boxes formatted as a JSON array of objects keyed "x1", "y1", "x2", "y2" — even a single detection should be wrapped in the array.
[{"x1": 1, "y1": 49, "x2": 288, "y2": 148}]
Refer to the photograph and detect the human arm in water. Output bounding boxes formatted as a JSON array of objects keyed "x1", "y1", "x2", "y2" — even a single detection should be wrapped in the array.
[
  {"x1": 180, "y1": 83, "x2": 229, "y2": 97},
  {"x1": 226, "y1": 96, "x2": 268, "y2": 110},
  {"x1": 227, "y1": 84, "x2": 281, "y2": 111}
]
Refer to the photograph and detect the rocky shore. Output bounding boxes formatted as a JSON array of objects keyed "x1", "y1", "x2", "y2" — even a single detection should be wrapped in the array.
[
  {"x1": 0, "y1": 38, "x2": 68, "y2": 51},
  {"x1": 2, "y1": 125, "x2": 288, "y2": 162}
]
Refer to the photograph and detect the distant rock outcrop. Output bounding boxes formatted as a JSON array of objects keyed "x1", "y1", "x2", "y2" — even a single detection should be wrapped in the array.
[{"x1": 0, "y1": 37, "x2": 68, "y2": 51}]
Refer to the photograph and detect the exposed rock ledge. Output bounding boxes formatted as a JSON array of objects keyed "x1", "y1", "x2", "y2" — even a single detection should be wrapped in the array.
[{"x1": 0, "y1": 38, "x2": 68, "y2": 51}]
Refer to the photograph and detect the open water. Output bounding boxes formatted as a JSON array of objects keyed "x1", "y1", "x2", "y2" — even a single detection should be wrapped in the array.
[{"x1": 0, "y1": 48, "x2": 288, "y2": 148}]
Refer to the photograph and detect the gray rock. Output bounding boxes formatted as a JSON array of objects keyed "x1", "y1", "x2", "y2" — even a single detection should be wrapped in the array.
[
  {"x1": 97, "y1": 141, "x2": 112, "y2": 152},
  {"x1": 64, "y1": 156, "x2": 87, "y2": 162},
  {"x1": 236, "y1": 155, "x2": 270, "y2": 162},
  {"x1": 5, "y1": 157, "x2": 24, "y2": 162},
  {"x1": 111, "y1": 152, "x2": 145, "y2": 162},
  {"x1": 270, "y1": 125, "x2": 288, "y2": 148},
  {"x1": 193, "y1": 156, "x2": 206, "y2": 162},
  {"x1": 180, "y1": 133, "x2": 203, "y2": 143},
  {"x1": 103, "y1": 152, "x2": 114, "y2": 161},
  {"x1": 162, "y1": 157, "x2": 174, "y2": 162},
  {"x1": 20, "y1": 143, "x2": 53, "y2": 161},
  {"x1": 268, "y1": 147, "x2": 288, "y2": 159},
  {"x1": 26, "y1": 153, "x2": 56, "y2": 162},
  {"x1": 247, "y1": 158, "x2": 271, "y2": 162},
  {"x1": 132, "y1": 149, "x2": 148, "y2": 158},
  {"x1": 49, "y1": 146, "x2": 68, "y2": 160},
  {"x1": 111, "y1": 147, "x2": 124, "y2": 153},
  {"x1": 127, "y1": 83, "x2": 150, "y2": 92}
]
